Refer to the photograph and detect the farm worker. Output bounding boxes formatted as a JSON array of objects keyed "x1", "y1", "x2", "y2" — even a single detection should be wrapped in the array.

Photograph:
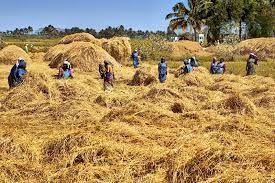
[
  {"x1": 98, "y1": 63, "x2": 106, "y2": 79},
  {"x1": 104, "y1": 60, "x2": 115, "y2": 92},
  {"x1": 210, "y1": 57, "x2": 218, "y2": 74},
  {"x1": 25, "y1": 44, "x2": 29, "y2": 53},
  {"x1": 158, "y1": 58, "x2": 168, "y2": 83},
  {"x1": 215, "y1": 58, "x2": 226, "y2": 74},
  {"x1": 190, "y1": 56, "x2": 199, "y2": 67},
  {"x1": 8, "y1": 58, "x2": 28, "y2": 88},
  {"x1": 184, "y1": 59, "x2": 193, "y2": 74},
  {"x1": 132, "y1": 49, "x2": 139, "y2": 68},
  {"x1": 58, "y1": 60, "x2": 73, "y2": 79},
  {"x1": 178, "y1": 59, "x2": 193, "y2": 76},
  {"x1": 246, "y1": 53, "x2": 258, "y2": 76}
]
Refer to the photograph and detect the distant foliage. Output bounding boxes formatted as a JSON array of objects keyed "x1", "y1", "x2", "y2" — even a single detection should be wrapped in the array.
[{"x1": 131, "y1": 34, "x2": 172, "y2": 61}]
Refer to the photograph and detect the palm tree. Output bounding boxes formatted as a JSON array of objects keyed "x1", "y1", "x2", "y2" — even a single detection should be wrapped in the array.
[
  {"x1": 27, "y1": 26, "x2": 33, "y2": 34},
  {"x1": 166, "y1": 0, "x2": 211, "y2": 41}
]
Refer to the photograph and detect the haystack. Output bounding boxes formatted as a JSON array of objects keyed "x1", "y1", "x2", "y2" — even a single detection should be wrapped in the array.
[
  {"x1": 47, "y1": 42, "x2": 117, "y2": 72},
  {"x1": 167, "y1": 41, "x2": 209, "y2": 58},
  {"x1": 219, "y1": 93, "x2": 257, "y2": 116},
  {"x1": 177, "y1": 66, "x2": 214, "y2": 87},
  {"x1": 0, "y1": 45, "x2": 31, "y2": 65},
  {"x1": 58, "y1": 33, "x2": 102, "y2": 46},
  {"x1": 0, "y1": 39, "x2": 5, "y2": 49},
  {"x1": 234, "y1": 38, "x2": 275, "y2": 58},
  {"x1": 130, "y1": 67, "x2": 157, "y2": 86},
  {"x1": 102, "y1": 37, "x2": 131, "y2": 65},
  {"x1": 44, "y1": 44, "x2": 70, "y2": 61}
]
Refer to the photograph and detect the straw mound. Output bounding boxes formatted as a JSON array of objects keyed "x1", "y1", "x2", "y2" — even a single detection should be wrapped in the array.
[
  {"x1": 0, "y1": 39, "x2": 6, "y2": 49},
  {"x1": 168, "y1": 41, "x2": 209, "y2": 58},
  {"x1": 47, "y1": 34, "x2": 132, "y2": 67},
  {"x1": 206, "y1": 44, "x2": 235, "y2": 60},
  {"x1": 219, "y1": 93, "x2": 258, "y2": 116},
  {"x1": 0, "y1": 45, "x2": 31, "y2": 65},
  {"x1": 29, "y1": 52, "x2": 45, "y2": 62},
  {"x1": 129, "y1": 67, "x2": 157, "y2": 86},
  {"x1": 178, "y1": 67, "x2": 214, "y2": 87},
  {"x1": 47, "y1": 42, "x2": 117, "y2": 72},
  {"x1": 1, "y1": 73, "x2": 56, "y2": 110},
  {"x1": 234, "y1": 38, "x2": 275, "y2": 58},
  {"x1": 102, "y1": 37, "x2": 131, "y2": 64},
  {"x1": 44, "y1": 44, "x2": 69, "y2": 61},
  {"x1": 206, "y1": 38, "x2": 275, "y2": 59},
  {"x1": 0, "y1": 61, "x2": 274, "y2": 182},
  {"x1": 58, "y1": 33, "x2": 102, "y2": 46}
]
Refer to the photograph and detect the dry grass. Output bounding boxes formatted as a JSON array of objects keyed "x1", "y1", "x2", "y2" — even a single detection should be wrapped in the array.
[
  {"x1": 167, "y1": 41, "x2": 210, "y2": 59},
  {"x1": 0, "y1": 42, "x2": 274, "y2": 182},
  {"x1": 102, "y1": 37, "x2": 132, "y2": 65},
  {"x1": 0, "y1": 45, "x2": 31, "y2": 65},
  {"x1": 58, "y1": 33, "x2": 102, "y2": 46},
  {"x1": 45, "y1": 42, "x2": 118, "y2": 72},
  {"x1": 207, "y1": 38, "x2": 275, "y2": 60}
]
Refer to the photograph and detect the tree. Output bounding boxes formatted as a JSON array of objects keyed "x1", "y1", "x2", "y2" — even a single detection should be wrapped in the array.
[
  {"x1": 27, "y1": 26, "x2": 33, "y2": 34},
  {"x1": 166, "y1": 0, "x2": 212, "y2": 41},
  {"x1": 85, "y1": 28, "x2": 97, "y2": 37},
  {"x1": 41, "y1": 25, "x2": 59, "y2": 38}
]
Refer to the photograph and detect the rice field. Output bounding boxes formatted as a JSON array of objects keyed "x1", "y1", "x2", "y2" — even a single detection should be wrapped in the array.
[{"x1": 0, "y1": 36, "x2": 274, "y2": 182}]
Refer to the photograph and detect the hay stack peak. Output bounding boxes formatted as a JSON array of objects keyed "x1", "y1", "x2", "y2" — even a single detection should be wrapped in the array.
[
  {"x1": 0, "y1": 45, "x2": 31, "y2": 65},
  {"x1": 58, "y1": 33, "x2": 102, "y2": 46},
  {"x1": 102, "y1": 37, "x2": 132, "y2": 65},
  {"x1": 48, "y1": 42, "x2": 118, "y2": 72}
]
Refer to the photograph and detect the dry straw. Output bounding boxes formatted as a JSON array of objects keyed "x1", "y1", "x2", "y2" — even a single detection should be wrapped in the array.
[
  {"x1": 0, "y1": 45, "x2": 31, "y2": 65},
  {"x1": 0, "y1": 38, "x2": 274, "y2": 182}
]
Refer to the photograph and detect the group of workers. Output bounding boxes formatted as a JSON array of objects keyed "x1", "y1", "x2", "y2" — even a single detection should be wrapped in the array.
[
  {"x1": 7, "y1": 50, "x2": 259, "y2": 91},
  {"x1": 210, "y1": 57, "x2": 226, "y2": 74}
]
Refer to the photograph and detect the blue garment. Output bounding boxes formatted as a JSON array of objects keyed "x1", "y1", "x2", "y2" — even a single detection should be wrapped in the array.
[
  {"x1": 158, "y1": 63, "x2": 167, "y2": 83},
  {"x1": 8, "y1": 63, "x2": 27, "y2": 88},
  {"x1": 132, "y1": 52, "x2": 139, "y2": 68},
  {"x1": 63, "y1": 69, "x2": 72, "y2": 79},
  {"x1": 17, "y1": 68, "x2": 27, "y2": 77},
  {"x1": 210, "y1": 62, "x2": 218, "y2": 74},
  {"x1": 184, "y1": 64, "x2": 193, "y2": 73},
  {"x1": 215, "y1": 62, "x2": 225, "y2": 74}
]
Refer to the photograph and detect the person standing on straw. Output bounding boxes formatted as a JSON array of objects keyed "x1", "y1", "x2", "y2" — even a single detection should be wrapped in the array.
[
  {"x1": 246, "y1": 53, "x2": 258, "y2": 76},
  {"x1": 215, "y1": 58, "x2": 226, "y2": 74},
  {"x1": 104, "y1": 60, "x2": 115, "y2": 92},
  {"x1": 158, "y1": 58, "x2": 168, "y2": 83},
  {"x1": 210, "y1": 57, "x2": 218, "y2": 74},
  {"x1": 132, "y1": 49, "x2": 140, "y2": 68}
]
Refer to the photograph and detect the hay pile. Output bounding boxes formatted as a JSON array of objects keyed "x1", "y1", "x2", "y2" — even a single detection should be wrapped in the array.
[
  {"x1": 234, "y1": 38, "x2": 275, "y2": 58},
  {"x1": 168, "y1": 40, "x2": 210, "y2": 58},
  {"x1": 45, "y1": 33, "x2": 131, "y2": 71},
  {"x1": 58, "y1": 33, "x2": 102, "y2": 46},
  {"x1": 102, "y1": 37, "x2": 131, "y2": 64},
  {"x1": 47, "y1": 42, "x2": 118, "y2": 72},
  {"x1": 0, "y1": 60, "x2": 274, "y2": 182},
  {"x1": 0, "y1": 45, "x2": 31, "y2": 65},
  {"x1": 130, "y1": 67, "x2": 157, "y2": 86},
  {"x1": 207, "y1": 38, "x2": 275, "y2": 59},
  {"x1": 0, "y1": 39, "x2": 5, "y2": 49}
]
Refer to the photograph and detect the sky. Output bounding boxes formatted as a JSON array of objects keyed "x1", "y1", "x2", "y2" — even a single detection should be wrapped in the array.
[{"x1": 0, "y1": 0, "x2": 186, "y2": 32}]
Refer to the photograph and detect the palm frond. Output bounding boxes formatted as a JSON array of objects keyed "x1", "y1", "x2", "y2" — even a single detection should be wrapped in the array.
[
  {"x1": 166, "y1": 13, "x2": 179, "y2": 20},
  {"x1": 169, "y1": 18, "x2": 189, "y2": 31},
  {"x1": 173, "y1": 2, "x2": 189, "y2": 16}
]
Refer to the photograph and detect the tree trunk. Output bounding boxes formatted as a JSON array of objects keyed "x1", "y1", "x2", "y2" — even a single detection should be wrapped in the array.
[
  {"x1": 194, "y1": 28, "x2": 197, "y2": 42},
  {"x1": 239, "y1": 20, "x2": 242, "y2": 41}
]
